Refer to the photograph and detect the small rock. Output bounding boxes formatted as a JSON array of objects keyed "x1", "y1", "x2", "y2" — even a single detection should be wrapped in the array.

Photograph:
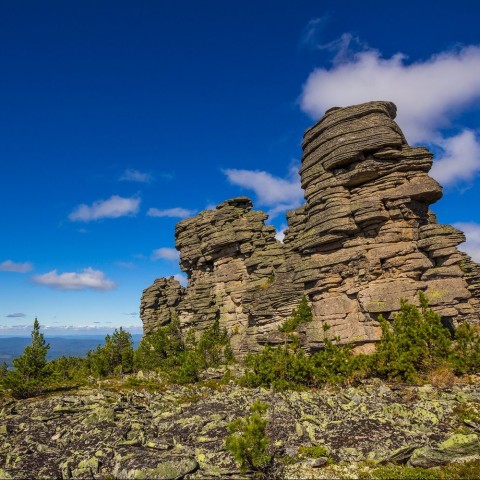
[{"x1": 311, "y1": 457, "x2": 328, "y2": 468}]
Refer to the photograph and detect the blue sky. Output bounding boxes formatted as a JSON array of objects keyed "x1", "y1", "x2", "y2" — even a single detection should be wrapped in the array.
[{"x1": 1, "y1": 0, "x2": 480, "y2": 335}]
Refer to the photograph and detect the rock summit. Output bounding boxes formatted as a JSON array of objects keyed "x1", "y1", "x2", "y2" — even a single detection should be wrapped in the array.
[{"x1": 141, "y1": 101, "x2": 480, "y2": 357}]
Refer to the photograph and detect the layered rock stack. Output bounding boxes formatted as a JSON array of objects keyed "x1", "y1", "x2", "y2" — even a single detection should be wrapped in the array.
[{"x1": 140, "y1": 101, "x2": 480, "y2": 356}]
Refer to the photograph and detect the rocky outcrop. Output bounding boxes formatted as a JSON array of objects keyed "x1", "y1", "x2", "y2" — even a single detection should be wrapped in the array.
[
  {"x1": 141, "y1": 277, "x2": 185, "y2": 335},
  {"x1": 141, "y1": 101, "x2": 480, "y2": 356}
]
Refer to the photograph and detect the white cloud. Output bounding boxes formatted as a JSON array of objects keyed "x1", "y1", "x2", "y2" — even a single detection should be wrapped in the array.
[
  {"x1": 223, "y1": 165, "x2": 303, "y2": 217},
  {"x1": 69, "y1": 195, "x2": 140, "y2": 222},
  {"x1": 119, "y1": 169, "x2": 153, "y2": 183},
  {"x1": 300, "y1": 45, "x2": 480, "y2": 144},
  {"x1": 430, "y1": 130, "x2": 480, "y2": 186},
  {"x1": 0, "y1": 260, "x2": 33, "y2": 273},
  {"x1": 300, "y1": 16, "x2": 330, "y2": 50},
  {"x1": 453, "y1": 222, "x2": 480, "y2": 263},
  {"x1": 173, "y1": 273, "x2": 188, "y2": 287},
  {"x1": 275, "y1": 224, "x2": 287, "y2": 243},
  {"x1": 151, "y1": 248, "x2": 180, "y2": 261},
  {"x1": 147, "y1": 207, "x2": 196, "y2": 218},
  {"x1": 5, "y1": 313, "x2": 27, "y2": 318},
  {"x1": 32, "y1": 267, "x2": 116, "y2": 291}
]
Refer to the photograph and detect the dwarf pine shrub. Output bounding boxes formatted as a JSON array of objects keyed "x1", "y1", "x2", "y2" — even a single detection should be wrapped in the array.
[
  {"x1": 278, "y1": 295, "x2": 313, "y2": 333},
  {"x1": 225, "y1": 400, "x2": 271, "y2": 473},
  {"x1": 373, "y1": 292, "x2": 452, "y2": 382}
]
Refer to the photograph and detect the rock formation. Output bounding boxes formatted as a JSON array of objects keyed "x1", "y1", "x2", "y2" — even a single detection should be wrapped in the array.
[{"x1": 141, "y1": 101, "x2": 480, "y2": 356}]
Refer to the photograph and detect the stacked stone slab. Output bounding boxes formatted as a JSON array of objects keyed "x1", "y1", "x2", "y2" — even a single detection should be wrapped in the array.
[{"x1": 140, "y1": 101, "x2": 480, "y2": 356}]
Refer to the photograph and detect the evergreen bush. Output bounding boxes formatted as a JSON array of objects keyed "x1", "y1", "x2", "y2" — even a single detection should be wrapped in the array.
[
  {"x1": 373, "y1": 292, "x2": 452, "y2": 382},
  {"x1": 225, "y1": 400, "x2": 271, "y2": 473},
  {"x1": 450, "y1": 323, "x2": 480, "y2": 374},
  {"x1": 278, "y1": 295, "x2": 312, "y2": 333},
  {"x1": 86, "y1": 327, "x2": 134, "y2": 377},
  {"x1": 2, "y1": 318, "x2": 50, "y2": 398}
]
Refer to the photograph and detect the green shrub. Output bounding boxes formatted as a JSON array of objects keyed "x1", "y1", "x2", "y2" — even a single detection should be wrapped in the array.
[
  {"x1": 278, "y1": 295, "x2": 313, "y2": 333},
  {"x1": 225, "y1": 400, "x2": 271, "y2": 473},
  {"x1": 134, "y1": 317, "x2": 233, "y2": 384},
  {"x1": 86, "y1": 327, "x2": 134, "y2": 377},
  {"x1": 296, "y1": 445, "x2": 329, "y2": 459},
  {"x1": 373, "y1": 292, "x2": 452, "y2": 382},
  {"x1": 310, "y1": 323, "x2": 360, "y2": 385},
  {"x1": 360, "y1": 464, "x2": 440, "y2": 480},
  {"x1": 47, "y1": 355, "x2": 88, "y2": 383},
  {"x1": 243, "y1": 343, "x2": 314, "y2": 391},
  {"x1": 134, "y1": 316, "x2": 185, "y2": 371},
  {"x1": 2, "y1": 318, "x2": 50, "y2": 398},
  {"x1": 243, "y1": 321, "x2": 366, "y2": 390},
  {"x1": 196, "y1": 318, "x2": 232, "y2": 368},
  {"x1": 361, "y1": 462, "x2": 480, "y2": 480},
  {"x1": 450, "y1": 323, "x2": 480, "y2": 374}
]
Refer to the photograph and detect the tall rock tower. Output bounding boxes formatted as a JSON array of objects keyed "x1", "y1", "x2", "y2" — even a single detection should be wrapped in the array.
[{"x1": 141, "y1": 101, "x2": 480, "y2": 356}]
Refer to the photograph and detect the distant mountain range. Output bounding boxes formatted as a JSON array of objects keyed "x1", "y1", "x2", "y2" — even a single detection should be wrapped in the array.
[{"x1": 0, "y1": 335, "x2": 142, "y2": 367}]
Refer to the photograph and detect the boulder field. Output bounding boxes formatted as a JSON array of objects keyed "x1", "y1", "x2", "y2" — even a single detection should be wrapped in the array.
[{"x1": 1, "y1": 375, "x2": 480, "y2": 479}]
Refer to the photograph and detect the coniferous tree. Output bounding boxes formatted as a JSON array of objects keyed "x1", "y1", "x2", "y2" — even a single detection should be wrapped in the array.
[
  {"x1": 3, "y1": 318, "x2": 50, "y2": 397},
  {"x1": 13, "y1": 318, "x2": 50, "y2": 382}
]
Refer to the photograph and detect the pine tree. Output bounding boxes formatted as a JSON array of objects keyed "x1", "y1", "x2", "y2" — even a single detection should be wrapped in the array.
[
  {"x1": 4, "y1": 318, "x2": 50, "y2": 397},
  {"x1": 13, "y1": 318, "x2": 50, "y2": 382}
]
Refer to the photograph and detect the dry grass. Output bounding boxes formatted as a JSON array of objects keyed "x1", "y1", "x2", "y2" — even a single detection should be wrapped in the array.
[{"x1": 425, "y1": 365, "x2": 456, "y2": 388}]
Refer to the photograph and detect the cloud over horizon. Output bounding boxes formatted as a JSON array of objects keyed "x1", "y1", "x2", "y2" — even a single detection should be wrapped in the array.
[
  {"x1": 69, "y1": 195, "x2": 140, "y2": 222},
  {"x1": 0, "y1": 260, "x2": 33, "y2": 273},
  {"x1": 5, "y1": 313, "x2": 27, "y2": 318},
  {"x1": 147, "y1": 207, "x2": 196, "y2": 219},
  {"x1": 32, "y1": 267, "x2": 116, "y2": 291}
]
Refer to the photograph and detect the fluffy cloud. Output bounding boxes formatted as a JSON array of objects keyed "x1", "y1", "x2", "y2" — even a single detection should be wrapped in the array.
[
  {"x1": 69, "y1": 195, "x2": 140, "y2": 222},
  {"x1": 173, "y1": 273, "x2": 188, "y2": 286},
  {"x1": 119, "y1": 169, "x2": 153, "y2": 183},
  {"x1": 5, "y1": 313, "x2": 27, "y2": 318},
  {"x1": 453, "y1": 222, "x2": 480, "y2": 263},
  {"x1": 32, "y1": 267, "x2": 116, "y2": 291},
  {"x1": 151, "y1": 248, "x2": 180, "y2": 261},
  {"x1": 147, "y1": 207, "x2": 196, "y2": 218},
  {"x1": 300, "y1": 45, "x2": 480, "y2": 144},
  {"x1": 0, "y1": 260, "x2": 33, "y2": 273},
  {"x1": 430, "y1": 130, "x2": 480, "y2": 186},
  {"x1": 223, "y1": 165, "x2": 303, "y2": 217},
  {"x1": 275, "y1": 224, "x2": 287, "y2": 242}
]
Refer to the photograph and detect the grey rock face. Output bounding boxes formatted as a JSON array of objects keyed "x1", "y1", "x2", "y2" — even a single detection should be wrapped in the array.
[
  {"x1": 140, "y1": 101, "x2": 480, "y2": 355},
  {"x1": 141, "y1": 277, "x2": 185, "y2": 335}
]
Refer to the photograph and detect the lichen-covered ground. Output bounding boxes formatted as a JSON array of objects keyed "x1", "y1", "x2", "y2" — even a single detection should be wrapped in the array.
[{"x1": 1, "y1": 375, "x2": 480, "y2": 479}]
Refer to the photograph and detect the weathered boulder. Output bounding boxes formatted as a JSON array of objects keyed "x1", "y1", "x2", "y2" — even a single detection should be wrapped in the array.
[
  {"x1": 141, "y1": 101, "x2": 480, "y2": 355},
  {"x1": 408, "y1": 434, "x2": 480, "y2": 467}
]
